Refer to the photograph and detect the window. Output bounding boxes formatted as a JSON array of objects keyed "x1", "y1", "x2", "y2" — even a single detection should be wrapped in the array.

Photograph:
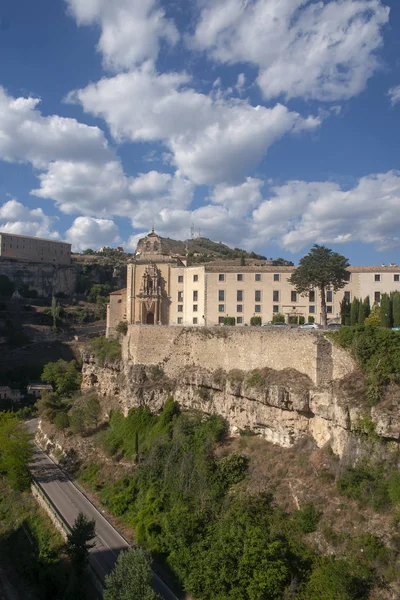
[
  {"x1": 309, "y1": 291, "x2": 315, "y2": 303},
  {"x1": 309, "y1": 306, "x2": 315, "y2": 314},
  {"x1": 255, "y1": 290, "x2": 261, "y2": 302},
  {"x1": 237, "y1": 274, "x2": 243, "y2": 281},
  {"x1": 255, "y1": 273, "x2": 261, "y2": 281},
  {"x1": 237, "y1": 305, "x2": 243, "y2": 313},
  {"x1": 291, "y1": 291, "x2": 297, "y2": 302},
  {"x1": 375, "y1": 291, "x2": 381, "y2": 303},
  {"x1": 327, "y1": 290, "x2": 333, "y2": 303},
  {"x1": 273, "y1": 274, "x2": 280, "y2": 282},
  {"x1": 219, "y1": 290, "x2": 225, "y2": 301},
  {"x1": 193, "y1": 317, "x2": 198, "y2": 325},
  {"x1": 193, "y1": 290, "x2": 198, "y2": 301},
  {"x1": 273, "y1": 305, "x2": 279, "y2": 313},
  {"x1": 395, "y1": 274, "x2": 400, "y2": 282},
  {"x1": 178, "y1": 317, "x2": 183, "y2": 324},
  {"x1": 237, "y1": 290, "x2": 243, "y2": 301},
  {"x1": 193, "y1": 305, "x2": 198, "y2": 312},
  {"x1": 178, "y1": 305, "x2": 183, "y2": 312},
  {"x1": 344, "y1": 291, "x2": 351, "y2": 302},
  {"x1": 219, "y1": 304, "x2": 225, "y2": 312},
  {"x1": 375, "y1": 274, "x2": 381, "y2": 282},
  {"x1": 193, "y1": 274, "x2": 198, "y2": 282},
  {"x1": 273, "y1": 290, "x2": 279, "y2": 302},
  {"x1": 237, "y1": 316, "x2": 243, "y2": 324},
  {"x1": 255, "y1": 305, "x2": 261, "y2": 313},
  {"x1": 178, "y1": 291, "x2": 183, "y2": 302},
  {"x1": 218, "y1": 316, "x2": 224, "y2": 324},
  {"x1": 178, "y1": 275, "x2": 183, "y2": 283},
  {"x1": 219, "y1": 274, "x2": 225, "y2": 281},
  {"x1": 327, "y1": 306, "x2": 333, "y2": 314}
]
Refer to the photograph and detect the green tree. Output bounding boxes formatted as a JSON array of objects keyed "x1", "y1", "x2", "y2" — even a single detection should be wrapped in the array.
[
  {"x1": 365, "y1": 304, "x2": 382, "y2": 327},
  {"x1": 104, "y1": 548, "x2": 160, "y2": 600},
  {"x1": 302, "y1": 558, "x2": 368, "y2": 600},
  {"x1": 53, "y1": 411, "x2": 70, "y2": 431},
  {"x1": 392, "y1": 291, "x2": 400, "y2": 327},
  {"x1": 250, "y1": 316, "x2": 262, "y2": 326},
  {"x1": 240, "y1": 254, "x2": 245, "y2": 266},
  {"x1": 340, "y1": 296, "x2": 351, "y2": 325},
  {"x1": 272, "y1": 313, "x2": 285, "y2": 323},
  {"x1": 69, "y1": 407, "x2": 86, "y2": 435},
  {"x1": 66, "y1": 512, "x2": 96, "y2": 578},
  {"x1": 84, "y1": 396, "x2": 100, "y2": 428},
  {"x1": 50, "y1": 296, "x2": 61, "y2": 330},
  {"x1": 363, "y1": 296, "x2": 371, "y2": 320},
  {"x1": 358, "y1": 298, "x2": 366, "y2": 325},
  {"x1": 0, "y1": 412, "x2": 33, "y2": 490},
  {"x1": 289, "y1": 245, "x2": 349, "y2": 327},
  {"x1": 87, "y1": 284, "x2": 111, "y2": 304},
  {"x1": 0, "y1": 274, "x2": 15, "y2": 298},
  {"x1": 380, "y1": 293, "x2": 392, "y2": 328},
  {"x1": 41, "y1": 360, "x2": 81, "y2": 395},
  {"x1": 116, "y1": 320, "x2": 128, "y2": 335},
  {"x1": 350, "y1": 298, "x2": 360, "y2": 326}
]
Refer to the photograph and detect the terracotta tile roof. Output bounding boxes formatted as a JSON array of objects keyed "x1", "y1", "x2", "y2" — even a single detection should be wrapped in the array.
[{"x1": 109, "y1": 288, "x2": 127, "y2": 295}]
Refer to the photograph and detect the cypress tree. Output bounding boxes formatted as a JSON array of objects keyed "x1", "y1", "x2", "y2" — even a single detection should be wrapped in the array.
[
  {"x1": 340, "y1": 297, "x2": 349, "y2": 325},
  {"x1": 392, "y1": 292, "x2": 400, "y2": 327},
  {"x1": 358, "y1": 299, "x2": 366, "y2": 325},
  {"x1": 350, "y1": 298, "x2": 360, "y2": 326},
  {"x1": 380, "y1": 293, "x2": 392, "y2": 328},
  {"x1": 363, "y1": 296, "x2": 371, "y2": 320}
]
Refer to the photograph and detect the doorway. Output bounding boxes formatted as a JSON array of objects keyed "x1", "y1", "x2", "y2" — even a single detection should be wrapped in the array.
[{"x1": 146, "y1": 312, "x2": 155, "y2": 325}]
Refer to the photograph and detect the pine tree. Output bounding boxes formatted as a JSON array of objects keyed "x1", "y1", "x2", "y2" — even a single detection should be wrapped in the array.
[
  {"x1": 380, "y1": 293, "x2": 392, "y2": 328},
  {"x1": 350, "y1": 298, "x2": 360, "y2": 326},
  {"x1": 392, "y1": 292, "x2": 400, "y2": 327}
]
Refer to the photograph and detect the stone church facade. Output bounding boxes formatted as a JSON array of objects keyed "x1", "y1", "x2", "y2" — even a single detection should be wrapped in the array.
[{"x1": 106, "y1": 230, "x2": 400, "y2": 336}]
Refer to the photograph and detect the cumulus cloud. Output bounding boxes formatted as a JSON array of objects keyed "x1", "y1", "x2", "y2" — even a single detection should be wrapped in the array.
[
  {"x1": 68, "y1": 66, "x2": 320, "y2": 185},
  {"x1": 129, "y1": 171, "x2": 400, "y2": 254},
  {"x1": 0, "y1": 199, "x2": 60, "y2": 239},
  {"x1": 65, "y1": 216, "x2": 120, "y2": 251},
  {"x1": 0, "y1": 87, "x2": 109, "y2": 169},
  {"x1": 388, "y1": 85, "x2": 400, "y2": 106},
  {"x1": 65, "y1": 0, "x2": 178, "y2": 71},
  {"x1": 191, "y1": 0, "x2": 389, "y2": 101}
]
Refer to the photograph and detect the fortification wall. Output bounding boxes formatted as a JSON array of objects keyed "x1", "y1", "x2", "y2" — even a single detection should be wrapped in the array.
[{"x1": 124, "y1": 326, "x2": 354, "y2": 386}]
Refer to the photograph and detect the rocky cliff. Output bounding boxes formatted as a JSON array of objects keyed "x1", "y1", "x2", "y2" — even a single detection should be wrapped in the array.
[
  {"x1": 0, "y1": 258, "x2": 77, "y2": 297},
  {"x1": 81, "y1": 327, "x2": 400, "y2": 458}
]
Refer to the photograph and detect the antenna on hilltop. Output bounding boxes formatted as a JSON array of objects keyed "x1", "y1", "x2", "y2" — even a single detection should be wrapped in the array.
[
  {"x1": 190, "y1": 223, "x2": 195, "y2": 239},
  {"x1": 198, "y1": 228, "x2": 201, "y2": 238}
]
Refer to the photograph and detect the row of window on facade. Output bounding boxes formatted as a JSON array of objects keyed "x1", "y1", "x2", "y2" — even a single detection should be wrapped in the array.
[
  {"x1": 177, "y1": 289, "x2": 329, "y2": 303},
  {"x1": 177, "y1": 273, "x2": 400, "y2": 284}
]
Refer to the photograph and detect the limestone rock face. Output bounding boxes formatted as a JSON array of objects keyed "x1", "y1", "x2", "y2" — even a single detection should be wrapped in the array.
[
  {"x1": 0, "y1": 259, "x2": 77, "y2": 297},
  {"x1": 81, "y1": 330, "x2": 399, "y2": 457}
]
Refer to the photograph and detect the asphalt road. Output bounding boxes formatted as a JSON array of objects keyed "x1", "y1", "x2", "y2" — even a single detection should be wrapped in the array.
[{"x1": 28, "y1": 431, "x2": 179, "y2": 600}]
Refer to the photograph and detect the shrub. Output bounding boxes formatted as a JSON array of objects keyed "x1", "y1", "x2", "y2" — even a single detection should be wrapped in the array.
[
  {"x1": 116, "y1": 320, "x2": 128, "y2": 335},
  {"x1": 89, "y1": 336, "x2": 121, "y2": 365},
  {"x1": 245, "y1": 370, "x2": 264, "y2": 387},
  {"x1": 272, "y1": 313, "x2": 285, "y2": 323},
  {"x1": 216, "y1": 453, "x2": 248, "y2": 487},
  {"x1": 302, "y1": 557, "x2": 369, "y2": 600},
  {"x1": 294, "y1": 503, "x2": 320, "y2": 533},
  {"x1": 223, "y1": 316, "x2": 236, "y2": 326},
  {"x1": 308, "y1": 315, "x2": 315, "y2": 323},
  {"x1": 250, "y1": 316, "x2": 262, "y2": 326},
  {"x1": 336, "y1": 465, "x2": 391, "y2": 511},
  {"x1": 53, "y1": 411, "x2": 70, "y2": 431},
  {"x1": 299, "y1": 316, "x2": 305, "y2": 325}
]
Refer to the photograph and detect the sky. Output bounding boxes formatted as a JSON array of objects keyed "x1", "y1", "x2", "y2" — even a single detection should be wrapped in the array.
[{"x1": 0, "y1": 0, "x2": 400, "y2": 265}]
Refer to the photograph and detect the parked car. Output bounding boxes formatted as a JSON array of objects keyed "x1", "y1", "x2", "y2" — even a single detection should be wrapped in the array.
[
  {"x1": 392, "y1": 327, "x2": 400, "y2": 331},
  {"x1": 327, "y1": 323, "x2": 342, "y2": 330},
  {"x1": 299, "y1": 323, "x2": 320, "y2": 330}
]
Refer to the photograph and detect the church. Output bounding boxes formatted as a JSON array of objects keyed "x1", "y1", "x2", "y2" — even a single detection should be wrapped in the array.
[{"x1": 106, "y1": 230, "x2": 400, "y2": 336}]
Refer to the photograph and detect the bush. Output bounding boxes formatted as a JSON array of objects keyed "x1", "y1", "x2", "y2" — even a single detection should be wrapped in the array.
[
  {"x1": 294, "y1": 503, "x2": 320, "y2": 533},
  {"x1": 299, "y1": 316, "x2": 305, "y2": 325},
  {"x1": 41, "y1": 360, "x2": 81, "y2": 396},
  {"x1": 53, "y1": 411, "x2": 70, "y2": 431},
  {"x1": 250, "y1": 316, "x2": 262, "y2": 326},
  {"x1": 272, "y1": 313, "x2": 285, "y2": 323},
  {"x1": 223, "y1": 316, "x2": 236, "y2": 326},
  {"x1": 89, "y1": 336, "x2": 121, "y2": 365},
  {"x1": 246, "y1": 370, "x2": 264, "y2": 387},
  {"x1": 337, "y1": 465, "x2": 391, "y2": 511},
  {"x1": 308, "y1": 315, "x2": 315, "y2": 323},
  {"x1": 302, "y1": 557, "x2": 369, "y2": 600},
  {"x1": 116, "y1": 320, "x2": 128, "y2": 335}
]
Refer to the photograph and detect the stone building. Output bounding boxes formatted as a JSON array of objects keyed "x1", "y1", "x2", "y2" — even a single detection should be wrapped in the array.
[
  {"x1": 0, "y1": 232, "x2": 71, "y2": 265},
  {"x1": 106, "y1": 230, "x2": 400, "y2": 335}
]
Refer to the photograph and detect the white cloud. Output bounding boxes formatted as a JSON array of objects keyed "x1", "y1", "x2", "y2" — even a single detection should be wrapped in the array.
[
  {"x1": 192, "y1": 0, "x2": 389, "y2": 101},
  {"x1": 65, "y1": 216, "x2": 120, "y2": 251},
  {"x1": 0, "y1": 87, "x2": 109, "y2": 169},
  {"x1": 130, "y1": 170, "x2": 400, "y2": 254},
  {"x1": 69, "y1": 66, "x2": 320, "y2": 185},
  {"x1": 0, "y1": 199, "x2": 60, "y2": 239},
  {"x1": 65, "y1": 0, "x2": 178, "y2": 71},
  {"x1": 388, "y1": 85, "x2": 400, "y2": 106}
]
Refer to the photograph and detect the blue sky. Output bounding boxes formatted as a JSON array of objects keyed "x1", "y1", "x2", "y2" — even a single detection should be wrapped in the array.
[{"x1": 0, "y1": 0, "x2": 400, "y2": 265}]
